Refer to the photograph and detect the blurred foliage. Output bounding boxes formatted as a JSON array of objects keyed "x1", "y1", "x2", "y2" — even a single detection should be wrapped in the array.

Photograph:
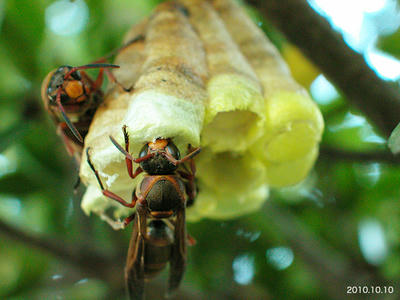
[
  {"x1": 379, "y1": 30, "x2": 400, "y2": 59},
  {"x1": 1, "y1": 0, "x2": 400, "y2": 299}
]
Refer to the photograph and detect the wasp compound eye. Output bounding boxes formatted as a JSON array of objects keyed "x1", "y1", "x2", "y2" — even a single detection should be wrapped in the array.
[
  {"x1": 57, "y1": 65, "x2": 70, "y2": 73},
  {"x1": 70, "y1": 70, "x2": 82, "y2": 81},
  {"x1": 139, "y1": 144, "x2": 149, "y2": 158},
  {"x1": 166, "y1": 142, "x2": 180, "y2": 160}
]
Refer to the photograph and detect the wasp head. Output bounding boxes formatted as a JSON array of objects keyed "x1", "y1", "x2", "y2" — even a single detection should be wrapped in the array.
[
  {"x1": 138, "y1": 139, "x2": 180, "y2": 175},
  {"x1": 44, "y1": 65, "x2": 86, "y2": 106}
]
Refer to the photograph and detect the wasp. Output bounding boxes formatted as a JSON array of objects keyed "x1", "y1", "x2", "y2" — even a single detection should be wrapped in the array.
[
  {"x1": 86, "y1": 125, "x2": 200, "y2": 299},
  {"x1": 41, "y1": 63, "x2": 118, "y2": 156},
  {"x1": 41, "y1": 35, "x2": 144, "y2": 162}
]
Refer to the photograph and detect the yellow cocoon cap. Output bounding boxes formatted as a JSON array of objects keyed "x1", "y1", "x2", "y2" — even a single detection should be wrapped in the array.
[
  {"x1": 253, "y1": 91, "x2": 323, "y2": 187},
  {"x1": 202, "y1": 75, "x2": 264, "y2": 153},
  {"x1": 187, "y1": 148, "x2": 269, "y2": 221},
  {"x1": 211, "y1": 0, "x2": 324, "y2": 187},
  {"x1": 187, "y1": 184, "x2": 269, "y2": 221},
  {"x1": 180, "y1": 0, "x2": 265, "y2": 153},
  {"x1": 263, "y1": 147, "x2": 319, "y2": 187},
  {"x1": 251, "y1": 91, "x2": 323, "y2": 164}
]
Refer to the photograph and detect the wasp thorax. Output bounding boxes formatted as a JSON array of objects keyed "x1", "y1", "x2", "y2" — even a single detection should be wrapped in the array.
[
  {"x1": 144, "y1": 179, "x2": 182, "y2": 212},
  {"x1": 138, "y1": 139, "x2": 180, "y2": 175}
]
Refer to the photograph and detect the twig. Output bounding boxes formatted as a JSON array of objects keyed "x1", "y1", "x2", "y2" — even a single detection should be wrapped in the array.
[
  {"x1": 246, "y1": 0, "x2": 400, "y2": 138},
  {"x1": 320, "y1": 147, "x2": 400, "y2": 163}
]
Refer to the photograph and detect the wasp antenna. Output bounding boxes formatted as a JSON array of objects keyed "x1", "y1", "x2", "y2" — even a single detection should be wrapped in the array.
[
  {"x1": 109, "y1": 135, "x2": 134, "y2": 160},
  {"x1": 162, "y1": 152, "x2": 179, "y2": 166},
  {"x1": 133, "y1": 153, "x2": 154, "y2": 163},
  {"x1": 122, "y1": 34, "x2": 145, "y2": 50},
  {"x1": 64, "y1": 63, "x2": 120, "y2": 79},
  {"x1": 78, "y1": 63, "x2": 120, "y2": 69},
  {"x1": 179, "y1": 147, "x2": 201, "y2": 164},
  {"x1": 56, "y1": 90, "x2": 84, "y2": 142}
]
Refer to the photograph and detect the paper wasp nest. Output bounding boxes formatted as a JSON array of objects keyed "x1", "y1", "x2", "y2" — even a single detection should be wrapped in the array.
[{"x1": 79, "y1": 0, "x2": 324, "y2": 224}]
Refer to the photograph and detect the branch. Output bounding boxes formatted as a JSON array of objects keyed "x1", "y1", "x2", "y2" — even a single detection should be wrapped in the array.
[
  {"x1": 320, "y1": 147, "x2": 400, "y2": 163},
  {"x1": 246, "y1": 0, "x2": 400, "y2": 138},
  {"x1": 261, "y1": 202, "x2": 397, "y2": 300},
  {"x1": 0, "y1": 218, "x2": 118, "y2": 282}
]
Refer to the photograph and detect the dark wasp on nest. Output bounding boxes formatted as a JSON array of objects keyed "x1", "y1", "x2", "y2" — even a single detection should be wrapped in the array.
[{"x1": 87, "y1": 125, "x2": 200, "y2": 299}]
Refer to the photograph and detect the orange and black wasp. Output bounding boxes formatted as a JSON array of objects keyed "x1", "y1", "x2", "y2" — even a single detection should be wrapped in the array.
[
  {"x1": 41, "y1": 63, "x2": 119, "y2": 161},
  {"x1": 41, "y1": 35, "x2": 144, "y2": 162}
]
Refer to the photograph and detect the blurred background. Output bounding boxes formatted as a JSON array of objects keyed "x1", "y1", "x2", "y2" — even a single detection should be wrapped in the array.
[{"x1": 1, "y1": 0, "x2": 400, "y2": 299}]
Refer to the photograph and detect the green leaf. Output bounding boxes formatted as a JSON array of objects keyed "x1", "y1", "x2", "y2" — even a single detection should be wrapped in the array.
[{"x1": 378, "y1": 30, "x2": 400, "y2": 59}]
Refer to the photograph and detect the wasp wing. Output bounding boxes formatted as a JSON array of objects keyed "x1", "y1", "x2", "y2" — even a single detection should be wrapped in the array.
[
  {"x1": 125, "y1": 215, "x2": 145, "y2": 300},
  {"x1": 167, "y1": 208, "x2": 186, "y2": 296}
]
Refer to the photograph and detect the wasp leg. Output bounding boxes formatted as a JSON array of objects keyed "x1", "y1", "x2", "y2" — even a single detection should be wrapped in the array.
[
  {"x1": 77, "y1": 64, "x2": 121, "y2": 93},
  {"x1": 86, "y1": 35, "x2": 146, "y2": 93},
  {"x1": 122, "y1": 125, "x2": 133, "y2": 177},
  {"x1": 93, "y1": 34, "x2": 145, "y2": 63},
  {"x1": 121, "y1": 125, "x2": 145, "y2": 179},
  {"x1": 64, "y1": 63, "x2": 119, "y2": 79},
  {"x1": 124, "y1": 213, "x2": 136, "y2": 227},
  {"x1": 178, "y1": 146, "x2": 198, "y2": 207},
  {"x1": 178, "y1": 171, "x2": 196, "y2": 208},
  {"x1": 89, "y1": 68, "x2": 104, "y2": 91},
  {"x1": 103, "y1": 190, "x2": 138, "y2": 208},
  {"x1": 100, "y1": 214, "x2": 125, "y2": 230},
  {"x1": 86, "y1": 147, "x2": 138, "y2": 208},
  {"x1": 125, "y1": 215, "x2": 145, "y2": 300},
  {"x1": 120, "y1": 34, "x2": 145, "y2": 53},
  {"x1": 67, "y1": 62, "x2": 130, "y2": 93},
  {"x1": 99, "y1": 212, "x2": 135, "y2": 230},
  {"x1": 104, "y1": 68, "x2": 133, "y2": 92},
  {"x1": 167, "y1": 208, "x2": 186, "y2": 297}
]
